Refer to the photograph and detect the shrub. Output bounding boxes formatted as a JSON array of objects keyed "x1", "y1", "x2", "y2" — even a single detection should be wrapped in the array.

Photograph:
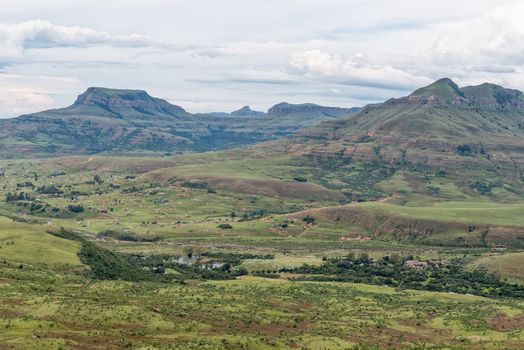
[
  {"x1": 293, "y1": 176, "x2": 308, "y2": 182},
  {"x1": 67, "y1": 204, "x2": 85, "y2": 213},
  {"x1": 302, "y1": 215, "x2": 315, "y2": 225}
]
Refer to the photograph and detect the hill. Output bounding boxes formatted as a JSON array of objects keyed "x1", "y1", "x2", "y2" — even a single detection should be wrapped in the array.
[
  {"x1": 257, "y1": 78, "x2": 524, "y2": 201},
  {"x1": 0, "y1": 88, "x2": 360, "y2": 157}
]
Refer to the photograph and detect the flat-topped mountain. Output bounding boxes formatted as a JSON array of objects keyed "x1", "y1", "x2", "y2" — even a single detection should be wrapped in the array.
[
  {"x1": 71, "y1": 87, "x2": 190, "y2": 118},
  {"x1": 0, "y1": 88, "x2": 359, "y2": 157}
]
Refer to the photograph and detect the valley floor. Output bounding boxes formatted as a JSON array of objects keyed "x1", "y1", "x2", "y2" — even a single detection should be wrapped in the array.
[{"x1": 1, "y1": 155, "x2": 524, "y2": 349}]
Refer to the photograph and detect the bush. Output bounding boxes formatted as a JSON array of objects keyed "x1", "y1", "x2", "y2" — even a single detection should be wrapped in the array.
[
  {"x1": 303, "y1": 215, "x2": 315, "y2": 225},
  {"x1": 293, "y1": 176, "x2": 308, "y2": 182},
  {"x1": 217, "y1": 223, "x2": 233, "y2": 229},
  {"x1": 67, "y1": 204, "x2": 85, "y2": 213}
]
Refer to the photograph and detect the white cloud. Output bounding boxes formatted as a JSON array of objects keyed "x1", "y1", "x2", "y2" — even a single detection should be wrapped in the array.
[
  {"x1": 289, "y1": 49, "x2": 432, "y2": 90},
  {"x1": 0, "y1": 20, "x2": 157, "y2": 62}
]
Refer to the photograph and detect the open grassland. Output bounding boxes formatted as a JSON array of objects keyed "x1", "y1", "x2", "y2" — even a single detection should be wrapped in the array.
[
  {"x1": 1, "y1": 156, "x2": 524, "y2": 349},
  {"x1": 1, "y1": 265, "x2": 524, "y2": 350}
]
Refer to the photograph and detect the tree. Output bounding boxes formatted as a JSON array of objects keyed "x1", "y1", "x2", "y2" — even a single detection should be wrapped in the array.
[
  {"x1": 302, "y1": 215, "x2": 315, "y2": 225},
  {"x1": 68, "y1": 204, "x2": 85, "y2": 213},
  {"x1": 94, "y1": 174, "x2": 103, "y2": 184}
]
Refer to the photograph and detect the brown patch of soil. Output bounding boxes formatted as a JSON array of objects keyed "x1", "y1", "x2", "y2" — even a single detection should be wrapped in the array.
[
  {"x1": 487, "y1": 313, "x2": 524, "y2": 332},
  {"x1": 0, "y1": 309, "x2": 21, "y2": 318}
]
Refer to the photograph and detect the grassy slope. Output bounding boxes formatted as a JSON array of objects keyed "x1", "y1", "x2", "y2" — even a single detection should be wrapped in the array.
[
  {"x1": 0, "y1": 217, "x2": 82, "y2": 267},
  {"x1": 357, "y1": 201, "x2": 524, "y2": 226}
]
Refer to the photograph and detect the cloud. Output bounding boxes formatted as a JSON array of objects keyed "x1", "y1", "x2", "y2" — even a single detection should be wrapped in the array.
[
  {"x1": 289, "y1": 49, "x2": 432, "y2": 90},
  {"x1": 415, "y1": 2, "x2": 524, "y2": 81},
  {"x1": 0, "y1": 1, "x2": 524, "y2": 116},
  {"x1": 0, "y1": 20, "x2": 158, "y2": 63}
]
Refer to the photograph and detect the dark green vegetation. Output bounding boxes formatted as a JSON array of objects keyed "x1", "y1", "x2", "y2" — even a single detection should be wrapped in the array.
[
  {"x1": 286, "y1": 255, "x2": 524, "y2": 299},
  {"x1": 0, "y1": 87, "x2": 359, "y2": 157},
  {"x1": 2, "y1": 79, "x2": 524, "y2": 349}
]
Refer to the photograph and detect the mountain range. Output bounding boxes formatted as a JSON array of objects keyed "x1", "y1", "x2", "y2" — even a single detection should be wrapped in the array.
[
  {"x1": 3, "y1": 77, "x2": 524, "y2": 202},
  {"x1": 0, "y1": 87, "x2": 360, "y2": 157}
]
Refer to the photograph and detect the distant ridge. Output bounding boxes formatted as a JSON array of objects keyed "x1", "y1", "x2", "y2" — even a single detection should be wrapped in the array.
[
  {"x1": 0, "y1": 87, "x2": 359, "y2": 157},
  {"x1": 267, "y1": 102, "x2": 360, "y2": 118}
]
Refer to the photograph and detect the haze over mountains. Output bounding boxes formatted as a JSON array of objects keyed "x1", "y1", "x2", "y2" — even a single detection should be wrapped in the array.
[{"x1": 0, "y1": 87, "x2": 360, "y2": 157}]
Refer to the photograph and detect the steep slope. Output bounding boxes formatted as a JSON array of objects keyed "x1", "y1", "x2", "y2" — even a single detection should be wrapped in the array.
[
  {"x1": 0, "y1": 88, "x2": 359, "y2": 157},
  {"x1": 273, "y1": 78, "x2": 524, "y2": 200}
]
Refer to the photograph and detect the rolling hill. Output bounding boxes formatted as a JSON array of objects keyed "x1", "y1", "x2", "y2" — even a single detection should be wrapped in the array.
[{"x1": 0, "y1": 88, "x2": 360, "y2": 157}]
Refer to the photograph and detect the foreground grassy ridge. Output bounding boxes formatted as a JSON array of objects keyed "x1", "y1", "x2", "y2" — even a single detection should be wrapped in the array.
[{"x1": 1, "y1": 265, "x2": 524, "y2": 350}]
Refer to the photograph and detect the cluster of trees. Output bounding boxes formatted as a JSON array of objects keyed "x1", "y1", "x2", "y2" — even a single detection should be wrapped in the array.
[
  {"x1": 36, "y1": 184, "x2": 63, "y2": 195},
  {"x1": 16, "y1": 181, "x2": 34, "y2": 189},
  {"x1": 67, "y1": 204, "x2": 85, "y2": 213},
  {"x1": 469, "y1": 181, "x2": 495, "y2": 195},
  {"x1": 5, "y1": 192, "x2": 34, "y2": 202},
  {"x1": 201, "y1": 251, "x2": 274, "y2": 265},
  {"x1": 302, "y1": 215, "x2": 316, "y2": 224},
  {"x1": 284, "y1": 254, "x2": 524, "y2": 299},
  {"x1": 49, "y1": 229, "x2": 155, "y2": 281},
  {"x1": 237, "y1": 209, "x2": 267, "y2": 221}
]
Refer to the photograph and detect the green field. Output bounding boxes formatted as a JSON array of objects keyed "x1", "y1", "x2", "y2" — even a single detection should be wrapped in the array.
[{"x1": 1, "y1": 155, "x2": 524, "y2": 349}]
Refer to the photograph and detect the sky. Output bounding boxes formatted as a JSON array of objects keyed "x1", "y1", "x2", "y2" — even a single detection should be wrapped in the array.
[{"x1": 0, "y1": 0, "x2": 523, "y2": 117}]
